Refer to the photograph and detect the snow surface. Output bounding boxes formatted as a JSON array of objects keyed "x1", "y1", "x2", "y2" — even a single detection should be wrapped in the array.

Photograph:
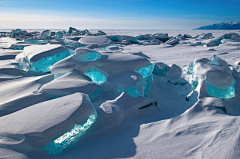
[{"x1": 1, "y1": 28, "x2": 240, "y2": 159}]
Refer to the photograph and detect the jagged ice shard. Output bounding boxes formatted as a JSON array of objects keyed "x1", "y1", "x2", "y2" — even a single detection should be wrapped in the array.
[
  {"x1": 117, "y1": 79, "x2": 147, "y2": 97},
  {"x1": 183, "y1": 55, "x2": 236, "y2": 99},
  {"x1": 44, "y1": 113, "x2": 97, "y2": 155},
  {"x1": 16, "y1": 44, "x2": 74, "y2": 73},
  {"x1": 24, "y1": 39, "x2": 49, "y2": 44},
  {"x1": 152, "y1": 62, "x2": 170, "y2": 77},
  {"x1": 30, "y1": 50, "x2": 73, "y2": 72},
  {"x1": 84, "y1": 69, "x2": 107, "y2": 85},
  {"x1": 136, "y1": 64, "x2": 154, "y2": 78}
]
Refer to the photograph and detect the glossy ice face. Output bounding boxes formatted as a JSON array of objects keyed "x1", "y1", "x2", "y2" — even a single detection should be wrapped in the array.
[
  {"x1": 30, "y1": 50, "x2": 73, "y2": 73},
  {"x1": 136, "y1": 64, "x2": 154, "y2": 79},
  {"x1": 24, "y1": 39, "x2": 49, "y2": 44},
  {"x1": 207, "y1": 80, "x2": 235, "y2": 99},
  {"x1": 44, "y1": 113, "x2": 97, "y2": 155},
  {"x1": 84, "y1": 69, "x2": 107, "y2": 85},
  {"x1": 78, "y1": 52, "x2": 101, "y2": 62}
]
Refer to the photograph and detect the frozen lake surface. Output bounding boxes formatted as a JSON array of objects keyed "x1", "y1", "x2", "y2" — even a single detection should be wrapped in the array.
[{"x1": 0, "y1": 28, "x2": 240, "y2": 159}]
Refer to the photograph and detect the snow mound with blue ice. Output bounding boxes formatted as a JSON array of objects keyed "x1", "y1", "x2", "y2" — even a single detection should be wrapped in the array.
[{"x1": 1, "y1": 28, "x2": 240, "y2": 159}]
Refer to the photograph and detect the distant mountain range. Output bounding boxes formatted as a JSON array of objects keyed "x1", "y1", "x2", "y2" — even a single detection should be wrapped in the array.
[{"x1": 195, "y1": 21, "x2": 240, "y2": 30}]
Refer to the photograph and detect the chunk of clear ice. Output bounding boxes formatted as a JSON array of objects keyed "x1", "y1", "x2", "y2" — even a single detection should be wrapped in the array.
[
  {"x1": 79, "y1": 52, "x2": 101, "y2": 62},
  {"x1": 44, "y1": 113, "x2": 97, "y2": 155},
  {"x1": 84, "y1": 69, "x2": 107, "y2": 85},
  {"x1": 207, "y1": 80, "x2": 235, "y2": 99},
  {"x1": 136, "y1": 64, "x2": 154, "y2": 78},
  {"x1": 30, "y1": 50, "x2": 73, "y2": 73}
]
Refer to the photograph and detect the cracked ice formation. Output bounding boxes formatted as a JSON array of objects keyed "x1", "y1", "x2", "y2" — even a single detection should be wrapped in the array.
[
  {"x1": 117, "y1": 79, "x2": 147, "y2": 97},
  {"x1": 84, "y1": 69, "x2": 107, "y2": 85},
  {"x1": 55, "y1": 31, "x2": 63, "y2": 38},
  {"x1": 30, "y1": 50, "x2": 73, "y2": 72},
  {"x1": 165, "y1": 37, "x2": 179, "y2": 45},
  {"x1": 118, "y1": 86, "x2": 143, "y2": 97},
  {"x1": 75, "y1": 48, "x2": 101, "y2": 62},
  {"x1": 183, "y1": 55, "x2": 236, "y2": 98},
  {"x1": 206, "y1": 33, "x2": 239, "y2": 47},
  {"x1": 16, "y1": 45, "x2": 74, "y2": 73},
  {"x1": 108, "y1": 71, "x2": 147, "y2": 97},
  {"x1": 40, "y1": 30, "x2": 51, "y2": 39},
  {"x1": 78, "y1": 52, "x2": 101, "y2": 62},
  {"x1": 65, "y1": 39, "x2": 83, "y2": 48},
  {"x1": 24, "y1": 39, "x2": 49, "y2": 44},
  {"x1": 44, "y1": 113, "x2": 97, "y2": 155},
  {"x1": 152, "y1": 62, "x2": 170, "y2": 77},
  {"x1": 207, "y1": 80, "x2": 235, "y2": 99},
  {"x1": 136, "y1": 64, "x2": 154, "y2": 78}
]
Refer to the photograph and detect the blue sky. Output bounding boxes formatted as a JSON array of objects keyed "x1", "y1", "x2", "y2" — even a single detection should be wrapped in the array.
[{"x1": 0, "y1": 0, "x2": 240, "y2": 29}]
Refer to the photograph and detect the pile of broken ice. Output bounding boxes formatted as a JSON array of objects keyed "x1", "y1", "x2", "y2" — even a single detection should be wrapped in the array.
[{"x1": 0, "y1": 27, "x2": 240, "y2": 158}]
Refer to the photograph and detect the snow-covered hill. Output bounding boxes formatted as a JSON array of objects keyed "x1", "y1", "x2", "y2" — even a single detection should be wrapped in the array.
[{"x1": 196, "y1": 21, "x2": 240, "y2": 30}]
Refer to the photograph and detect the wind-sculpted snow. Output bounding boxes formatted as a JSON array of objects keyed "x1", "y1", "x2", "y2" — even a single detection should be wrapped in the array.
[{"x1": 1, "y1": 28, "x2": 240, "y2": 159}]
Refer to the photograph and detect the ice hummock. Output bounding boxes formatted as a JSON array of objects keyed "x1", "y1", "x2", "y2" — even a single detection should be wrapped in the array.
[
  {"x1": 0, "y1": 93, "x2": 96, "y2": 153},
  {"x1": 183, "y1": 55, "x2": 236, "y2": 98},
  {"x1": 78, "y1": 36, "x2": 112, "y2": 47},
  {"x1": 16, "y1": 44, "x2": 74, "y2": 72}
]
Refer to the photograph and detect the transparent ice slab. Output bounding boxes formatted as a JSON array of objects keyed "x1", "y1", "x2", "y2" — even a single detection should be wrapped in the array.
[
  {"x1": 11, "y1": 46, "x2": 25, "y2": 50},
  {"x1": 84, "y1": 69, "x2": 107, "y2": 85},
  {"x1": 64, "y1": 41, "x2": 82, "y2": 48},
  {"x1": 24, "y1": 39, "x2": 49, "y2": 44},
  {"x1": 136, "y1": 64, "x2": 154, "y2": 78},
  {"x1": 78, "y1": 52, "x2": 101, "y2": 62},
  {"x1": 207, "y1": 80, "x2": 235, "y2": 99},
  {"x1": 44, "y1": 113, "x2": 97, "y2": 155},
  {"x1": 30, "y1": 50, "x2": 74, "y2": 73},
  {"x1": 118, "y1": 76, "x2": 149, "y2": 97},
  {"x1": 118, "y1": 86, "x2": 142, "y2": 97},
  {"x1": 152, "y1": 64, "x2": 169, "y2": 77}
]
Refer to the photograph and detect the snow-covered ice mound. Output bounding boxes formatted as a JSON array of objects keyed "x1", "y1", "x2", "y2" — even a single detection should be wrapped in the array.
[
  {"x1": 183, "y1": 55, "x2": 235, "y2": 99},
  {"x1": 0, "y1": 93, "x2": 96, "y2": 155},
  {"x1": 1, "y1": 28, "x2": 240, "y2": 159},
  {"x1": 16, "y1": 44, "x2": 74, "y2": 72}
]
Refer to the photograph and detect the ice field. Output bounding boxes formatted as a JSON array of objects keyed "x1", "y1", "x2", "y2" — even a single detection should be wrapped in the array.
[{"x1": 0, "y1": 28, "x2": 240, "y2": 159}]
